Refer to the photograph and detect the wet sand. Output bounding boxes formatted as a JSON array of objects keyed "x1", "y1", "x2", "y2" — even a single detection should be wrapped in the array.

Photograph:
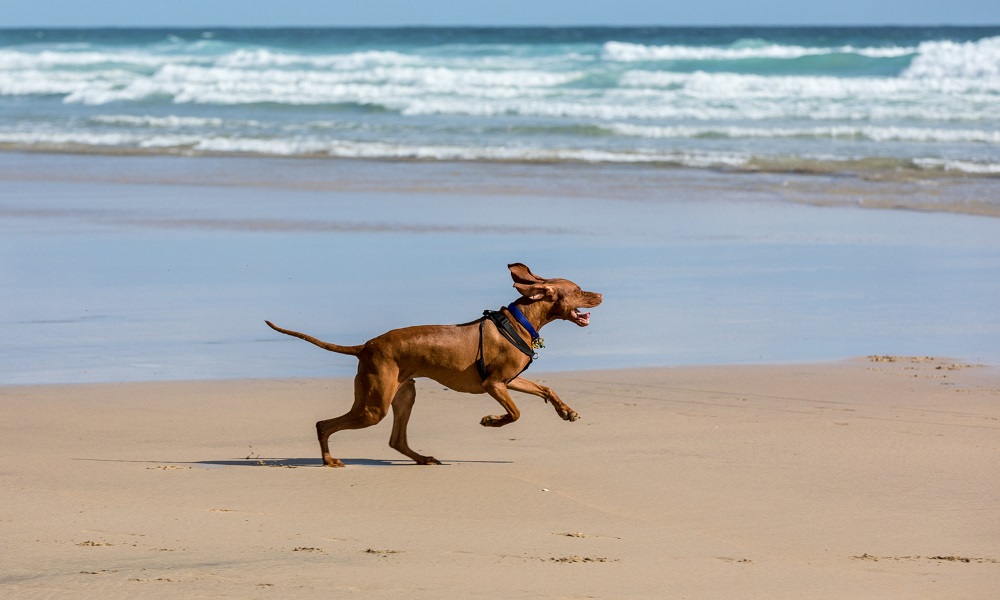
[
  {"x1": 2, "y1": 357, "x2": 999, "y2": 598},
  {"x1": 2, "y1": 153, "x2": 999, "y2": 384}
]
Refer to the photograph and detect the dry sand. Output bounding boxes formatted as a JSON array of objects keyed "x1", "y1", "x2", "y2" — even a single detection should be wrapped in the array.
[{"x1": 2, "y1": 357, "x2": 999, "y2": 598}]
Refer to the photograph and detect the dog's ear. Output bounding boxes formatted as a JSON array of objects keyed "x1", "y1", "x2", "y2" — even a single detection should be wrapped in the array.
[
  {"x1": 514, "y1": 282, "x2": 555, "y2": 301},
  {"x1": 508, "y1": 263, "x2": 544, "y2": 285}
]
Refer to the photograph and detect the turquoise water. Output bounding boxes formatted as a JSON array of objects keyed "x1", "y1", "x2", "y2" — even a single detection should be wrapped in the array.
[{"x1": 2, "y1": 27, "x2": 1000, "y2": 175}]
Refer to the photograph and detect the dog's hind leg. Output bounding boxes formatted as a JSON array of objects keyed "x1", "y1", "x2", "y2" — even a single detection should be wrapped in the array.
[
  {"x1": 315, "y1": 367, "x2": 395, "y2": 468},
  {"x1": 389, "y1": 379, "x2": 441, "y2": 465}
]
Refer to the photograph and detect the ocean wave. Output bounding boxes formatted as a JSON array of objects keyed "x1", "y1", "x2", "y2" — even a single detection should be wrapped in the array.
[
  {"x1": 3, "y1": 39, "x2": 998, "y2": 124},
  {"x1": 608, "y1": 123, "x2": 1000, "y2": 144},
  {"x1": 214, "y1": 48, "x2": 420, "y2": 69},
  {"x1": 619, "y1": 70, "x2": 1000, "y2": 95},
  {"x1": 601, "y1": 40, "x2": 916, "y2": 62},
  {"x1": 0, "y1": 129, "x2": 748, "y2": 166},
  {"x1": 4, "y1": 67, "x2": 997, "y2": 124},
  {"x1": 902, "y1": 36, "x2": 1000, "y2": 79},
  {"x1": 0, "y1": 48, "x2": 195, "y2": 69},
  {"x1": 0, "y1": 45, "x2": 550, "y2": 75},
  {"x1": 88, "y1": 114, "x2": 249, "y2": 129},
  {"x1": 53, "y1": 64, "x2": 579, "y2": 105},
  {"x1": 3, "y1": 129, "x2": 998, "y2": 175},
  {"x1": 72, "y1": 114, "x2": 1000, "y2": 145},
  {"x1": 3, "y1": 28, "x2": 998, "y2": 180},
  {"x1": 913, "y1": 157, "x2": 1000, "y2": 174},
  {"x1": 395, "y1": 95, "x2": 1000, "y2": 123},
  {"x1": 0, "y1": 68, "x2": 137, "y2": 96}
]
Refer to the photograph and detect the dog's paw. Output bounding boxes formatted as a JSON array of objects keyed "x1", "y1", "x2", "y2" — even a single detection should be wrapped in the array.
[
  {"x1": 555, "y1": 407, "x2": 580, "y2": 421},
  {"x1": 480, "y1": 415, "x2": 505, "y2": 427},
  {"x1": 418, "y1": 456, "x2": 442, "y2": 465}
]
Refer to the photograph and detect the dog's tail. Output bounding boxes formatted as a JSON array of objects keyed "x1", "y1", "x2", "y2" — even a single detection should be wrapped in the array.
[{"x1": 265, "y1": 321, "x2": 363, "y2": 356}]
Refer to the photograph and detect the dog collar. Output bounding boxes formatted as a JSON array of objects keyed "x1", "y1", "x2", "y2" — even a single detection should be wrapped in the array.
[{"x1": 506, "y1": 302, "x2": 540, "y2": 343}]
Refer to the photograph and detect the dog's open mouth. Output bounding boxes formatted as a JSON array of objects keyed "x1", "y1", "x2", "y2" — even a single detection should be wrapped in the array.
[{"x1": 572, "y1": 309, "x2": 591, "y2": 327}]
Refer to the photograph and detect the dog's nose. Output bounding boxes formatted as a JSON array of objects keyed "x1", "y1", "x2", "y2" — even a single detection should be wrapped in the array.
[{"x1": 593, "y1": 293, "x2": 603, "y2": 305}]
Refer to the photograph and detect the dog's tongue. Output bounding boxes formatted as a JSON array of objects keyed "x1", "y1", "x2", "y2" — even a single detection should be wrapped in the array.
[{"x1": 576, "y1": 310, "x2": 591, "y2": 325}]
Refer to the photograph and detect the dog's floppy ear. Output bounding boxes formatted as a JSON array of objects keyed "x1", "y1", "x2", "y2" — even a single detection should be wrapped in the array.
[
  {"x1": 514, "y1": 282, "x2": 555, "y2": 301},
  {"x1": 508, "y1": 263, "x2": 545, "y2": 285}
]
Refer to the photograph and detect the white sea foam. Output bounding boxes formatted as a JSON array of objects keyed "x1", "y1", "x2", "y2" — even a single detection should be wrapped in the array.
[
  {"x1": 2, "y1": 30, "x2": 998, "y2": 177},
  {"x1": 619, "y1": 69, "x2": 1000, "y2": 95},
  {"x1": 214, "y1": 48, "x2": 419, "y2": 69},
  {"x1": 913, "y1": 158, "x2": 1000, "y2": 174},
  {"x1": 4, "y1": 128, "x2": 999, "y2": 175},
  {"x1": 902, "y1": 36, "x2": 1000, "y2": 79},
  {"x1": 601, "y1": 41, "x2": 916, "y2": 62},
  {"x1": 0, "y1": 48, "x2": 197, "y2": 69},
  {"x1": 0, "y1": 68, "x2": 137, "y2": 96},
  {"x1": 609, "y1": 123, "x2": 1000, "y2": 144},
  {"x1": 56, "y1": 63, "x2": 580, "y2": 105},
  {"x1": 89, "y1": 114, "x2": 239, "y2": 128},
  {"x1": 0, "y1": 127, "x2": 747, "y2": 167},
  {"x1": 0, "y1": 130, "x2": 143, "y2": 147}
]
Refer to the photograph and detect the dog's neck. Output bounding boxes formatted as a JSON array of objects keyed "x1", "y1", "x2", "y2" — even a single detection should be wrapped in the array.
[
  {"x1": 508, "y1": 299, "x2": 556, "y2": 333},
  {"x1": 505, "y1": 302, "x2": 540, "y2": 341}
]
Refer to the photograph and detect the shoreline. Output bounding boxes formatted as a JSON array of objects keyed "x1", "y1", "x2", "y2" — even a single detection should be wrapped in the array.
[
  {"x1": 3, "y1": 150, "x2": 999, "y2": 218},
  {"x1": 1, "y1": 354, "x2": 996, "y2": 389},
  {"x1": 3, "y1": 358, "x2": 998, "y2": 598}
]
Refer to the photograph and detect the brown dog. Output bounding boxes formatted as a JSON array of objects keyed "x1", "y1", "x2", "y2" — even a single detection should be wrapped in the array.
[{"x1": 265, "y1": 263, "x2": 602, "y2": 467}]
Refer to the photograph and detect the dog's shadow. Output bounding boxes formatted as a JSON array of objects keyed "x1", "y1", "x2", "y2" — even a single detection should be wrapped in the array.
[
  {"x1": 198, "y1": 457, "x2": 404, "y2": 468},
  {"x1": 74, "y1": 457, "x2": 513, "y2": 468},
  {"x1": 198, "y1": 457, "x2": 514, "y2": 467}
]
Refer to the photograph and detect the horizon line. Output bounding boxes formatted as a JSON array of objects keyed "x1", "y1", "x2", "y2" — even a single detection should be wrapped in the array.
[{"x1": 4, "y1": 23, "x2": 1000, "y2": 30}]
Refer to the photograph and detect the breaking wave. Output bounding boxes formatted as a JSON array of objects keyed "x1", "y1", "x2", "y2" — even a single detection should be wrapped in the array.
[{"x1": 1, "y1": 27, "x2": 998, "y2": 177}]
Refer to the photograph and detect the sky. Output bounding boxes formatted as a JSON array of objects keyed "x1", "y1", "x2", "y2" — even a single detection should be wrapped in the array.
[{"x1": 2, "y1": 0, "x2": 997, "y2": 28}]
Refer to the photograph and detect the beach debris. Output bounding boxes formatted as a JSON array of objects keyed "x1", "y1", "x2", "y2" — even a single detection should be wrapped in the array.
[
  {"x1": 245, "y1": 444, "x2": 267, "y2": 465},
  {"x1": 867, "y1": 355, "x2": 936, "y2": 363},
  {"x1": 292, "y1": 547, "x2": 324, "y2": 553},
  {"x1": 552, "y1": 531, "x2": 623, "y2": 540},
  {"x1": 851, "y1": 553, "x2": 998, "y2": 564},
  {"x1": 80, "y1": 569, "x2": 118, "y2": 575},
  {"x1": 77, "y1": 540, "x2": 113, "y2": 547},
  {"x1": 364, "y1": 548, "x2": 403, "y2": 557},
  {"x1": 548, "y1": 555, "x2": 615, "y2": 563}
]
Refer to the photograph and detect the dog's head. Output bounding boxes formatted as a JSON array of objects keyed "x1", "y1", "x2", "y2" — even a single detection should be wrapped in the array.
[{"x1": 508, "y1": 263, "x2": 602, "y2": 327}]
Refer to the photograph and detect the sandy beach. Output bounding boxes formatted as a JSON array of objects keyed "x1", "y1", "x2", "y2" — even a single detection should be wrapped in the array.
[
  {"x1": 2, "y1": 153, "x2": 999, "y2": 598},
  {"x1": 3, "y1": 23, "x2": 1000, "y2": 600},
  {"x1": 2, "y1": 357, "x2": 998, "y2": 598}
]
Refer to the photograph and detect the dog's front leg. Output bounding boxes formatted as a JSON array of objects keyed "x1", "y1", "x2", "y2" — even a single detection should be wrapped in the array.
[
  {"x1": 507, "y1": 377, "x2": 580, "y2": 422},
  {"x1": 480, "y1": 380, "x2": 521, "y2": 427}
]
